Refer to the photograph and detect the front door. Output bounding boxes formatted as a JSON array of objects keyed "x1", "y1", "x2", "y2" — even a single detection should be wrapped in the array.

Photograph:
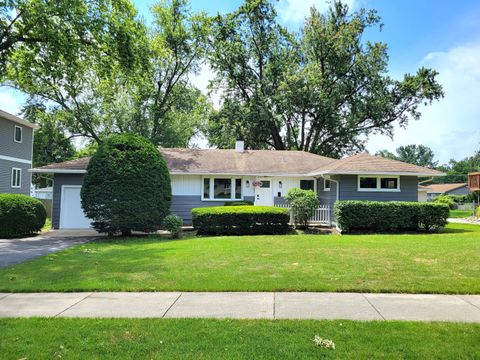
[{"x1": 254, "y1": 179, "x2": 273, "y2": 206}]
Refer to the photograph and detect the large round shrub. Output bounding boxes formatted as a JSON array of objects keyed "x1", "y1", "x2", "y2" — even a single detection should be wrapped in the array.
[
  {"x1": 0, "y1": 194, "x2": 47, "y2": 238},
  {"x1": 81, "y1": 134, "x2": 171, "y2": 235}
]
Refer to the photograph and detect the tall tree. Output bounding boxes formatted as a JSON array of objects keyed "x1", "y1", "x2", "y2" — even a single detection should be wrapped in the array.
[
  {"x1": 206, "y1": 0, "x2": 443, "y2": 157},
  {"x1": 2, "y1": 0, "x2": 148, "y2": 141},
  {"x1": 23, "y1": 104, "x2": 76, "y2": 187},
  {"x1": 376, "y1": 144, "x2": 438, "y2": 168},
  {"x1": 3, "y1": 0, "x2": 210, "y2": 147}
]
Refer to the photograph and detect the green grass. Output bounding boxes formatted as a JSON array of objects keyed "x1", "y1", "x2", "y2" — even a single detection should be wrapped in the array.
[
  {"x1": 1, "y1": 223, "x2": 479, "y2": 294},
  {"x1": 0, "y1": 318, "x2": 478, "y2": 359},
  {"x1": 41, "y1": 217, "x2": 52, "y2": 232},
  {"x1": 449, "y1": 209, "x2": 475, "y2": 218}
]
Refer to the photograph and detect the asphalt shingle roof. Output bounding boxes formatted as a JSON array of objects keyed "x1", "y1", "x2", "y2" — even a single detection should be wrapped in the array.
[{"x1": 31, "y1": 149, "x2": 444, "y2": 177}]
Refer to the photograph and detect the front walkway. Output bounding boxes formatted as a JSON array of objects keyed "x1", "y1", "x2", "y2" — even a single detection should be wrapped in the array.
[
  {"x1": 0, "y1": 230, "x2": 101, "y2": 268},
  {"x1": 0, "y1": 292, "x2": 479, "y2": 322}
]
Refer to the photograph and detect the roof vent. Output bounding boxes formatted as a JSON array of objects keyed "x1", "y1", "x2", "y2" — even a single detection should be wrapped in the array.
[{"x1": 235, "y1": 140, "x2": 245, "y2": 153}]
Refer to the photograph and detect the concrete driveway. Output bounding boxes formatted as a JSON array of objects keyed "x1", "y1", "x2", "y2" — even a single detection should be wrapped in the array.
[{"x1": 0, "y1": 230, "x2": 102, "y2": 268}]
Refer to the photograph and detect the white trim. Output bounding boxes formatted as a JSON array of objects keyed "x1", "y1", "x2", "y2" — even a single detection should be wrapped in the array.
[
  {"x1": 0, "y1": 109, "x2": 39, "y2": 129},
  {"x1": 11, "y1": 167, "x2": 22, "y2": 188},
  {"x1": 29, "y1": 169, "x2": 87, "y2": 174},
  {"x1": 309, "y1": 170, "x2": 445, "y2": 177},
  {"x1": 171, "y1": 171, "x2": 313, "y2": 177},
  {"x1": 323, "y1": 179, "x2": 331, "y2": 191},
  {"x1": 201, "y1": 176, "x2": 243, "y2": 201},
  {"x1": 357, "y1": 175, "x2": 401, "y2": 192},
  {"x1": 14, "y1": 125, "x2": 23, "y2": 143},
  {"x1": 0, "y1": 155, "x2": 32, "y2": 164}
]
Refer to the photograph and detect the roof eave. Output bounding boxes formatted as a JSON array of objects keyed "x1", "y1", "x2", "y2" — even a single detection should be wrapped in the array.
[
  {"x1": 29, "y1": 169, "x2": 87, "y2": 174},
  {"x1": 308, "y1": 170, "x2": 446, "y2": 177},
  {"x1": 0, "y1": 110, "x2": 39, "y2": 129}
]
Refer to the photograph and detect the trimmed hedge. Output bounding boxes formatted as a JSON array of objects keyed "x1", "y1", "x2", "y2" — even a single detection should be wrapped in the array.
[
  {"x1": 81, "y1": 134, "x2": 171, "y2": 235},
  {"x1": 0, "y1": 194, "x2": 47, "y2": 238},
  {"x1": 334, "y1": 201, "x2": 449, "y2": 233},
  {"x1": 192, "y1": 206, "x2": 290, "y2": 235}
]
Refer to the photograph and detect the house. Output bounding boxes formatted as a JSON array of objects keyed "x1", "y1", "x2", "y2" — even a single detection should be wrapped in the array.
[
  {"x1": 418, "y1": 185, "x2": 429, "y2": 202},
  {"x1": 468, "y1": 172, "x2": 480, "y2": 192},
  {"x1": 425, "y1": 183, "x2": 471, "y2": 201},
  {"x1": 30, "y1": 141, "x2": 443, "y2": 229},
  {"x1": 0, "y1": 109, "x2": 39, "y2": 195}
]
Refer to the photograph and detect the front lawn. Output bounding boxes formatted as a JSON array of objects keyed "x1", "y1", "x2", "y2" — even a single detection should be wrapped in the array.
[
  {"x1": 449, "y1": 209, "x2": 475, "y2": 218},
  {"x1": 1, "y1": 223, "x2": 479, "y2": 293},
  {"x1": 1, "y1": 318, "x2": 478, "y2": 359}
]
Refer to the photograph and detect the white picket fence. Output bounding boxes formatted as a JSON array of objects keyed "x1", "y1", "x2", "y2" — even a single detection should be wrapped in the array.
[{"x1": 275, "y1": 204, "x2": 331, "y2": 226}]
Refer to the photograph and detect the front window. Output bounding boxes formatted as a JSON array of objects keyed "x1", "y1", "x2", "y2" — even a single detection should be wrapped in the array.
[
  {"x1": 214, "y1": 178, "x2": 231, "y2": 199},
  {"x1": 300, "y1": 180, "x2": 315, "y2": 191},
  {"x1": 11, "y1": 168, "x2": 21, "y2": 188},
  {"x1": 203, "y1": 177, "x2": 243, "y2": 200},
  {"x1": 381, "y1": 177, "x2": 398, "y2": 190},
  {"x1": 359, "y1": 177, "x2": 377, "y2": 189},
  {"x1": 324, "y1": 179, "x2": 331, "y2": 191},
  {"x1": 358, "y1": 176, "x2": 400, "y2": 191},
  {"x1": 14, "y1": 126, "x2": 22, "y2": 143}
]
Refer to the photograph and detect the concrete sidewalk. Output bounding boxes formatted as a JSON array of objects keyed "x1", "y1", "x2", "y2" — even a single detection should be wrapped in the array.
[{"x1": 0, "y1": 292, "x2": 479, "y2": 322}]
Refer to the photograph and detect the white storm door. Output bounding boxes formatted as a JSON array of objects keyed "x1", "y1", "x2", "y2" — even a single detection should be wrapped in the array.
[{"x1": 254, "y1": 179, "x2": 273, "y2": 206}]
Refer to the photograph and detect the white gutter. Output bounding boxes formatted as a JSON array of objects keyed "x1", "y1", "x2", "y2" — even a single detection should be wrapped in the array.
[
  {"x1": 308, "y1": 170, "x2": 446, "y2": 177},
  {"x1": 0, "y1": 109, "x2": 39, "y2": 129},
  {"x1": 29, "y1": 169, "x2": 87, "y2": 174}
]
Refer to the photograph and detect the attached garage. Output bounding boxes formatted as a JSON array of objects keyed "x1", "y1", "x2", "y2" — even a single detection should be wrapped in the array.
[{"x1": 30, "y1": 159, "x2": 91, "y2": 229}]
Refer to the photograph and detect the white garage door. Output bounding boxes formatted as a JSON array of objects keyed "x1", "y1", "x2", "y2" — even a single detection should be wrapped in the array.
[{"x1": 60, "y1": 186, "x2": 91, "y2": 229}]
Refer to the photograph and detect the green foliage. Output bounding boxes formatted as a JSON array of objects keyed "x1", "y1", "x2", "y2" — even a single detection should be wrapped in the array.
[
  {"x1": 162, "y1": 214, "x2": 183, "y2": 239},
  {"x1": 0, "y1": 194, "x2": 47, "y2": 238},
  {"x1": 224, "y1": 201, "x2": 254, "y2": 206},
  {"x1": 334, "y1": 201, "x2": 449, "y2": 233},
  {"x1": 376, "y1": 144, "x2": 438, "y2": 168},
  {"x1": 81, "y1": 134, "x2": 171, "y2": 235},
  {"x1": 433, "y1": 195, "x2": 456, "y2": 210},
  {"x1": 476, "y1": 206, "x2": 480, "y2": 218},
  {"x1": 22, "y1": 104, "x2": 76, "y2": 188},
  {"x1": 206, "y1": 1, "x2": 443, "y2": 157},
  {"x1": 285, "y1": 188, "x2": 319, "y2": 228},
  {"x1": 192, "y1": 206, "x2": 290, "y2": 235},
  {"x1": 2, "y1": 0, "x2": 148, "y2": 141}
]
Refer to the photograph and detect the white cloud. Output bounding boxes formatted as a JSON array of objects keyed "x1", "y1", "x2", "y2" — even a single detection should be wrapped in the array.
[
  {"x1": 0, "y1": 88, "x2": 24, "y2": 115},
  {"x1": 277, "y1": 0, "x2": 356, "y2": 23},
  {"x1": 366, "y1": 42, "x2": 480, "y2": 164}
]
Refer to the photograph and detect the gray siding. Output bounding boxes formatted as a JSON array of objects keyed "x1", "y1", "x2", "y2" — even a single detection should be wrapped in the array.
[
  {"x1": 52, "y1": 174, "x2": 85, "y2": 229},
  {"x1": 0, "y1": 159, "x2": 31, "y2": 195},
  {"x1": 338, "y1": 175, "x2": 418, "y2": 202},
  {"x1": 446, "y1": 186, "x2": 471, "y2": 196},
  {"x1": 316, "y1": 177, "x2": 338, "y2": 218},
  {"x1": 0, "y1": 118, "x2": 33, "y2": 160},
  {"x1": 172, "y1": 195, "x2": 255, "y2": 224}
]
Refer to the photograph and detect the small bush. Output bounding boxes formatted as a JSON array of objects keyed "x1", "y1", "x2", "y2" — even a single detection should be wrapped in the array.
[
  {"x1": 433, "y1": 195, "x2": 456, "y2": 209},
  {"x1": 0, "y1": 194, "x2": 47, "y2": 238},
  {"x1": 192, "y1": 206, "x2": 290, "y2": 235},
  {"x1": 334, "y1": 200, "x2": 449, "y2": 233},
  {"x1": 162, "y1": 214, "x2": 183, "y2": 239},
  {"x1": 285, "y1": 188, "x2": 319, "y2": 228},
  {"x1": 224, "y1": 201, "x2": 254, "y2": 206},
  {"x1": 476, "y1": 206, "x2": 480, "y2": 218}
]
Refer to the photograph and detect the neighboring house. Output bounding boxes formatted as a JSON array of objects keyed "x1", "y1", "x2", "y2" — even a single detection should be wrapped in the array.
[
  {"x1": 30, "y1": 141, "x2": 443, "y2": 229},
  {"x1": 426, "y1": 183, "x2": 470, "y2": 201},
  {"x1": 0, "y1": 109, "x2": 39, "y2": 195}
]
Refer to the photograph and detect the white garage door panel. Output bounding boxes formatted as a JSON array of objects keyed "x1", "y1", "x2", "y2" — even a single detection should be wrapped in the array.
[{"x1": 60, "y1": 186, "x2": 91, "y2": 229}]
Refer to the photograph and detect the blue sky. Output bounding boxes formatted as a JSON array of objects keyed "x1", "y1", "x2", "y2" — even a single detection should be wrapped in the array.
[{"x1": 1, "y1": 0, "x2": 479, "y2": 163}]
